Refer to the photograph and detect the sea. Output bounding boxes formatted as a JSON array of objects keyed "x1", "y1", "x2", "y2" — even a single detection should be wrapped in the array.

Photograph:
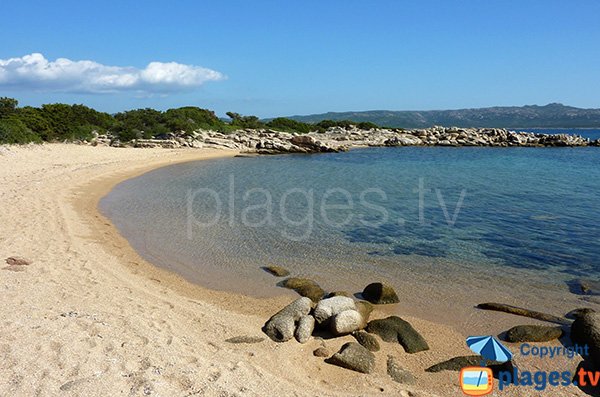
[{"x1": 99, "y1": 128, "x2": 600, "y2": 331}]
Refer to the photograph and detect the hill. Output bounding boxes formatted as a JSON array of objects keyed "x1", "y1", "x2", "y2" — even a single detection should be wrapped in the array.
[{"x1": 284, "y1": 103, "x2": 600, "y2": 128}]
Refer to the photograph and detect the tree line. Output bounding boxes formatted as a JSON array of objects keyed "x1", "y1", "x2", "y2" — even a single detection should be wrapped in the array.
[{"x1": 0, "y1": 97, "x2": 382, "y2": 144}]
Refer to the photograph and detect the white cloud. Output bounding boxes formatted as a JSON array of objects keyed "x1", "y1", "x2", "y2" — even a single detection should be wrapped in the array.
[{"x1": 0, "y1": 53, "x2": 225, "y2": 94}]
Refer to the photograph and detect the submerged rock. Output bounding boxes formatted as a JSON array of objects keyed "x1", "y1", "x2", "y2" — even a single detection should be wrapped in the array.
[
  {"x1": 366, "y1": 316, "x2": 429, "y2": 353},
  {"x1": 325, "y1": 342, "x2": 375, "y2": 374},
  {"x1": 262, "y1": 265, "x2": 290, "y2": 277},
  {"x1": 362, "y1": 282, "x2": 399, "y2": 304},
  {"x1": 263, "y1": 297, "x2": 312, "y2": 342},
  {"x1": 352, "y1": 331, "x2": 380, "y2": 352},
  {"x1": 504, "y1": 325, "x2": 563, "y2": 343},
  {"x1": 281, "y1": 277, "x2": 325, "y2": 302}
]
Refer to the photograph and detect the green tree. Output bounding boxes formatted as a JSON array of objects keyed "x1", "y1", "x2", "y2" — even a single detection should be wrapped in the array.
[
  {"x1": 0, "y1": 118, "x2": 41, "y2": 144},
  {"x1": 0, "y1": 97, "x2": 19, "y2": 118}
]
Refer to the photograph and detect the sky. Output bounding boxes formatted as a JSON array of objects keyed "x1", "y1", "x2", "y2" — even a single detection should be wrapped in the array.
[{"x1": 1, "y1": 0, "x2": 599, "y2": 118}]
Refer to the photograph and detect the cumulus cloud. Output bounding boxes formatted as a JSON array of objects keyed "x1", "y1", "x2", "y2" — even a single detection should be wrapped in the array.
[{"x1": 0, "y1": 53, "x2": 225, "y2": 94}]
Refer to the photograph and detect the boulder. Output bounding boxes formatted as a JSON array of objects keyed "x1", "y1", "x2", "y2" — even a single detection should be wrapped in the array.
[
  {"x1": 313, "y1": 296, "x2": 356, "y2": 323},
  {"x1": 571, "y1": 311, "x2": 600, "y2": 366},
  {"x1": 362, "y1": 282, "x2": 399, "y2": 304},
  {"x1": 387, "y1": 355, "x2": 415, "y2": 384},
  {"x1": 504, "y1": 325, "x2": 563, "y2": 343},
  {"x1": 331, "y1": 309, "x2": 363, "y2": 335},
  {"x1": 352, "y1": 331, "x2": 380, "y2": 352},
  {"x1": 355, "y1": 300, "x2": 374, "y2": 327},
  {"x1": 425, "y1": 356, "x2": 502, "y2": 373},
  {"x1": 263, "y1": 297, "x2": 312, "y2": 342},
  {"x1": 313, "y1": 347, "x2": 330, "y2": 357},
  {"x1": 325, "y1": 342, "x2": 375, "y2": 374},
  {"x1": 295, "y1": 315, "x2": 315, "y2": 343},
  {"x1": 281, "y1": 277, "x2": 325, "y2": 302},
  {"x1": 366, "y1": 316, "x2": 429, "y2": 353},
  {"x1": 262, "y1": 265, "x2": 290, "y2": 277}
]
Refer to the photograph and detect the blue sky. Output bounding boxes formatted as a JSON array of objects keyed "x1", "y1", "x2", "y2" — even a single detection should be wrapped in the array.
[{"x1": 1, "y1": 0, "x2": 599, "y2": 117}]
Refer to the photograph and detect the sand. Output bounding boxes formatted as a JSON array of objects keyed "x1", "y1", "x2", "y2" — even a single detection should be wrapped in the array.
[{"x1": 0, "y1": 143, "x2": 591, "y2": 396}]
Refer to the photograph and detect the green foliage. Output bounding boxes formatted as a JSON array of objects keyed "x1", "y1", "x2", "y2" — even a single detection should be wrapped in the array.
[
  {"x1": 0, "y1": 97, "x2": 19, "y2": 118},
  {"x1": 266, "y1": 118, "x2": 313, "y2": 134},
  {"x1": 39, "y1": 103, "x2": 113, "y2": 141},
  {"x1": 0, "y1": 96, "x2": 388, "y2": 145},
  {"x1": 226, "y1": 112, "x2": 264, "y2": 129},
  {"x1": 12, "y1": 107, "x2": 53, "y2": 140},
  {"x1": 0, "y1": 117, "x2": 41, "y2": 144},
  {"x1": 114, "y1": 108, "x2": 166, "y2": 139}
]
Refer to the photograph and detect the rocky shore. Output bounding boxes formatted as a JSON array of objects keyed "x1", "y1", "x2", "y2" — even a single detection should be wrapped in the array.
[{"x1": 89, "y1": 125, "x2": 599, "y2": 154}]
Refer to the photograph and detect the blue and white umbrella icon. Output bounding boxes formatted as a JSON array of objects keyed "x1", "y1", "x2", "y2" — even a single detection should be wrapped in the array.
[{"x1": 466, "y1": 335, "x2": 513, "y2": 363}]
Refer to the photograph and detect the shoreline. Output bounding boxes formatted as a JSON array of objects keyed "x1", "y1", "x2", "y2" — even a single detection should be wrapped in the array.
[
  {"x1": 76, "y1": 146, "x2": 298, "y2": 317},
  {"x1": 0, "y1": 143, "x2": 591, "y2": 396}
]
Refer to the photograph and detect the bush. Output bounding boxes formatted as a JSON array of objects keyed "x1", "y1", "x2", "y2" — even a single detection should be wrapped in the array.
[
  {"x1": 0, "y1": 118, "x2": 41, "y2": 144},
  {"x1": 266, "y1": 118, "x2": 313, "y2": 134}
]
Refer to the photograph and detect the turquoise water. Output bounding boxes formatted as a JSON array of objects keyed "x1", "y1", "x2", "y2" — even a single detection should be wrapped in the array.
[{"x1": 100, "y1": 141, "x2": 600, "y2": 314}]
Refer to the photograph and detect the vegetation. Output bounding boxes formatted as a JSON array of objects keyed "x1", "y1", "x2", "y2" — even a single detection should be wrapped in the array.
[{"x1": 0, "y1": 97, "x2": 387, "y2": 145}]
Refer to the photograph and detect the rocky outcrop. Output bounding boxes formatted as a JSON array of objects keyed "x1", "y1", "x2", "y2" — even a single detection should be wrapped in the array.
[
  {"x1": 89, "y1": 126, "x2": 596, "y2": 152},
  {"x1": 325, "y1": 342, "x2": 376, "y2": 374}
]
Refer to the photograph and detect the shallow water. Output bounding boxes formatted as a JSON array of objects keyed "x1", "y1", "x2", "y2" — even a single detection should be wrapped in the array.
[{"x1": 100, "y1": 143, "x2": 600, "y2": 332}]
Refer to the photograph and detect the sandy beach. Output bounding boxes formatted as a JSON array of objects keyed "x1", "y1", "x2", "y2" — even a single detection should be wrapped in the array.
[{"x1": 0, "y1": 144, "x2": 591, "y2": 397}]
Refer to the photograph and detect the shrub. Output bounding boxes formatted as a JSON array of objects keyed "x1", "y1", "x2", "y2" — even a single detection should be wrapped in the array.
[{"x1": 0, "y1": 118, "x2": 41, "y2": 144}]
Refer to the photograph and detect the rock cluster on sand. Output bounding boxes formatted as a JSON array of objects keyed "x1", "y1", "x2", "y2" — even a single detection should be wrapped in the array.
[
  {"x1": 263, "y1": 277, "x2": 431, "y2": 383},
  {"x1": 89, "y1": 125, "x2": 599, "y2": 152}
]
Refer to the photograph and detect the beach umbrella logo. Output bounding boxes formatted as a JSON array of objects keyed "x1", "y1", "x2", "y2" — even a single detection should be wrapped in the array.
[
  {"x1": 466, "y1": 335, "x2": 513, "y2": 363},
  {"x1": 459, "y1": 336, "x2": 513, "y2": 396}
]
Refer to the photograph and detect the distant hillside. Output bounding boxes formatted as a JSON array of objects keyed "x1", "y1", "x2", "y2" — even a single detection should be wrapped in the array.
[{"x1": 285, "y1": 103, "x2": 600, "y2": 128}]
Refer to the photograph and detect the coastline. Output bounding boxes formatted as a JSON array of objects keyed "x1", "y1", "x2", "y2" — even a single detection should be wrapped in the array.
[{"x1": 0, "y1": 143, "x2": 590, "y2": 396}]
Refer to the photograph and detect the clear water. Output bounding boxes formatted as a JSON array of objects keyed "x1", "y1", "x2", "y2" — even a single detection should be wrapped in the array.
[{"x1": 99, "y1": 137, "x2": 600, "y2": 328}]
